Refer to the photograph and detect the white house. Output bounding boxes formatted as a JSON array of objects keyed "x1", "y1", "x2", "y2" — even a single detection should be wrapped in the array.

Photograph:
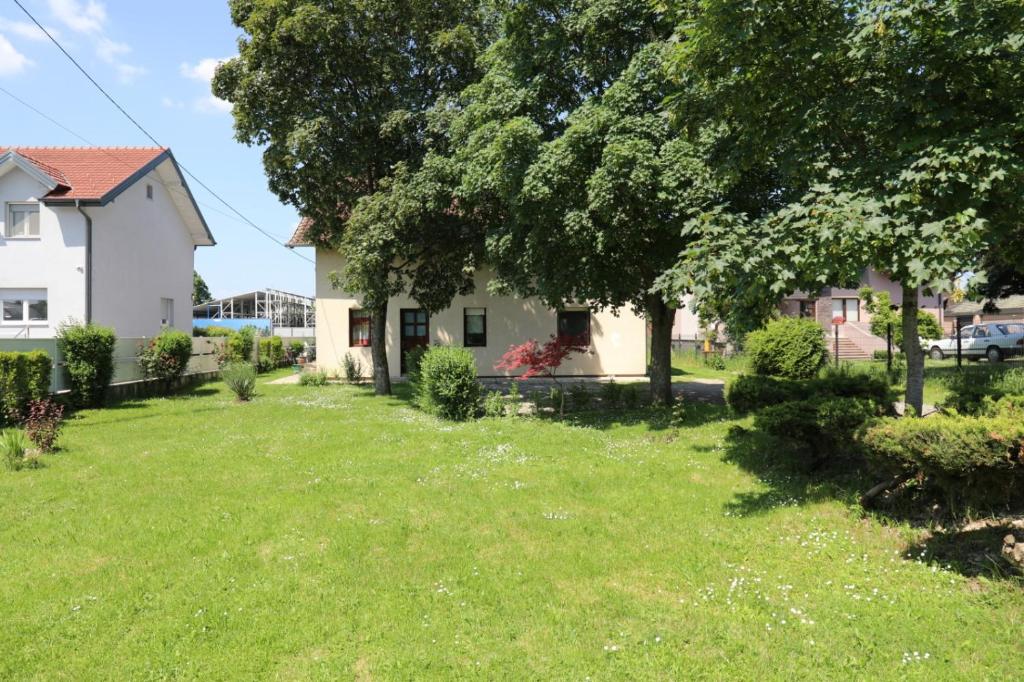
[
  {"x1": 288, "y1": 219, "x2": 647, "y2": 379},
  {"x1": 0, "y1": 147, "x2": 214, "y2": 339}
]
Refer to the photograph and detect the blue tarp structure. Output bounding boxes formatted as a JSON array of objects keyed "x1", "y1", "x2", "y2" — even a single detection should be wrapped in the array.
[{"x1": 192, "y1": 318, "x2": 272, "y2": 333}]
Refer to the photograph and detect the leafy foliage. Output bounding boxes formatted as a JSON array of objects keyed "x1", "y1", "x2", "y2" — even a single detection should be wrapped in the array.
[
  {"x1": 222, "y1": 327, "x2": 256, "y2": 365},
  {"x1": 755, "y1": 397, "x2": 879, "y2": 466},
  {"x1": 495, "y1": 336, "x2": 583, "y2": 417},
  {"x1": 192, "y1": 271, "x2": 212, "y2": 305},
  {"x1": 299, "y1": 371, "x2": 329, "y2": 387},
  {"x1": 342, "y1": 353, "x2": 364, "y2": 384},
  {"x1": 222, "y1": 362, "x2": 257, "y2": 402},
  {"x1": 863, "y1": 413, "x2": 1024, "y2": 508},
  {"x1": 257, "y1": 336, "x2": 285, "y2": 373},
  {"x1": 939, "y1": 368, "x2": 1024, "y2": 416},
  {"x1": 745, "y1": 318, "x2": 828, "y2": 380},
  {"x1": 727, "y1": 370, "x2": 892, "y2": 415},
  {"x1": 414, "y1": 346, "x2": 481, "y2": 421},
  {"x1": 138, "y1": 330, "x2": 193, "y2": 392},
  {"x1": 57, "y1": 323, "x2": 116, "y2": 409},
  {"x1": 24, "y1": 399, "x2": 64, "y2": 453},
  {"x1": 861, "y1": 288, "x2": 943, "y2": 347},
  {"x1": 0, "y1": 351, "x2": 52, "y2": 427}
]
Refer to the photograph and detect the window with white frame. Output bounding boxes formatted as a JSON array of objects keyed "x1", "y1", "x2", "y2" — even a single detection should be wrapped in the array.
[
  {"x1": 161, "y1": 298, "x2": 174, "y2": 327},
  {"x1": 831, "y1": 298, "x2": 860, "y2": 323},
  {"x1": 0, "y1": 290, "x2": 47, "y2": 325},
  {"x1": 5, "y1": 203, "x2": 40, "y2": 238}
]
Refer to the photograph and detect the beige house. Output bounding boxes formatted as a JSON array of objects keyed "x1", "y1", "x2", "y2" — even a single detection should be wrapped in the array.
[{"x1": 288, "y1": 221, "x2": 647, "y2": 379}]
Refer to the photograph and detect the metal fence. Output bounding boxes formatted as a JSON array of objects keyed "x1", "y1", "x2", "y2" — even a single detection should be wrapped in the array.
[{"x1": 0, "y1": 336, "x2": 225, "y2": 393}]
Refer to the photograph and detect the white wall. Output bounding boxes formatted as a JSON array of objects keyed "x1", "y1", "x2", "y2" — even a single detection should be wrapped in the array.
[
  {"x1": 314, "y1": 250, "x2": 648, "y2": 378},
  {"x1": 89, "y1": 162, "x2": 195, "y2": 339},
  {"x1": 0, "y1": 169, "x2": 86, "y2": 339}
]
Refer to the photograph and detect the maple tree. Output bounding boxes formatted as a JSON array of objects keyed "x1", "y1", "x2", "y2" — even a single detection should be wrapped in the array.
[{"x1": 495, "y1": 336, "x2": 584, "y2": 417}]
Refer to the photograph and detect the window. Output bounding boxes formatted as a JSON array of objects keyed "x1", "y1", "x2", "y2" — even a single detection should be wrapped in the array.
[
  {"x1": 464, "y1": 307, "x2": 487, "y2": 347},
  {"x1": 973, "y1": 326, "x2": 990, "y2": 338},
  {"x1": 146, "y1": 184, "x2": 154, "y2": 200},
  {"x1": 799, "y1": 300, "x2": 816, "y2": 319},
  {"x1": 1, "y1": 290, "x2": 47, "y2": 325},
  {"x1": 831, "y1": 298, "x2": 860, "y2": 322},
  {"x1": 5, "y1": 203, "x2": 40, "y2": 238},
  {"x1": 161, "y1": 298, "x2": 174, "y2": 328},
  {"x1": 557, "y1": 310, "x2": 591, "y2": 346},
  {"x1": 349, "y1": 309, "x2": 371, "y2": 347}
]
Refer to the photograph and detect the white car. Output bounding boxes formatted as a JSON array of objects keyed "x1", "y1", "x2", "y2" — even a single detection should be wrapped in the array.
[{"x1": 924, "y1": 322, "x2": 1024, "y2": 362}]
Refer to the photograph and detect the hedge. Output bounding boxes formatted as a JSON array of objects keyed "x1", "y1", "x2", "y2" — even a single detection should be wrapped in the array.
[
  {"x1": 755, "y1": 397, "x2": 880, "y2": 465},
  {"x1": 727, "y1": 370, "x2": 892, "y2": 415},
  {"x1": 57, "y1": 323, "x2": 116, "y2": 409},
  {"x1": 0, "y1": 350, "x2": 52, "y2": 426},
  {"x1": 862, "y1": 413, "x2": 1024, "y2": 508}
]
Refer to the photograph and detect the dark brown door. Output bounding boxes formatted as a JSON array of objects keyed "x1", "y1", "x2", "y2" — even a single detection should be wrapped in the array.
[{"x1": 400, "y1": 309, "x2": 429, "y2": 374}]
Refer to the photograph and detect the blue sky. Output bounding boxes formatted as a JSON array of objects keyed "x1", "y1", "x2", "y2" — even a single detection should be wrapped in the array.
[{"x1": 0, "y1": 0, "x2": 315, "y2": 298}]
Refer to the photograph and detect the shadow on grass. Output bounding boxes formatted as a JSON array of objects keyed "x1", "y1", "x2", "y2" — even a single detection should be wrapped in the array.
[
  {"x1": 716, "y1": 423, "x2": 1024, "y2": 583},
  {"x1": 906, "y1": 524, "x2": 1023, "y2": 581}
]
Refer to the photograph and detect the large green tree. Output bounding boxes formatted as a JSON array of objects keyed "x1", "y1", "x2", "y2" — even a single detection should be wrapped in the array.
[
  {"x1": 421, "y1": 1, "x2": 712, "y2": 404},
  {"x1": 192, "y1": 271, "x2": 211, "y2": 306},
  {"x1": 664, "y1": 0, "x2": 1024, "y2": 415},
  {"x1": 213, "y1": 0, "x2": 487, "y2": 395}
]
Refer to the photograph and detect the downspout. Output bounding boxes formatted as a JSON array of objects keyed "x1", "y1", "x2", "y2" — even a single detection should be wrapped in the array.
[{"x1": 76, "y1": 201, "x2": 93, "y2": 324}]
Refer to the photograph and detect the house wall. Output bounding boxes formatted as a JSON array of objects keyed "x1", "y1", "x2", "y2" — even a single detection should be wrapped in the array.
[
  {"x1": 314, "y1": 250, "x2": 647, "y2": 379},
  {"x1": 90, "y1": 170, "x2": 195, "y2": 338},
  {"x1": 0, "y1": 169, "x2": 87, "y2": 339}
]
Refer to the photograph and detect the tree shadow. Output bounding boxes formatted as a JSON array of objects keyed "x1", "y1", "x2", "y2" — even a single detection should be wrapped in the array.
[{"x1": 905, "y1": 524, "x2": 1023, "y2": 582}]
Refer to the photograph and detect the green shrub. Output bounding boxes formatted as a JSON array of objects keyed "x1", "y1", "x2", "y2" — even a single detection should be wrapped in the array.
[
  {"x1": 727, "y1": 370, "x2": 892, "y2": 415},
  {"x1": 569, "y1": 383, "x2": 591, "y2": 410},
  {"x1": 223, "y1": 327, "x2": 256, "y2": 365},
  {"x1": 57, "y1": 323, "x2": 116, "y2": 409},
  {"x1": 258, "y1": 336, "x2": 285, "y2": 372},
  {"x1": 1, "y1": 429, "x2": 31, "y2": 471},
  {"x1": 621, "y1": 383, "x2": 640, "y2": 408},
  {"x1": 289, "y1": 340, "x2": 306, "y2": 358},
  {"x1": 222, "y1": 362, "x2": 257, "y2": 401},
  {"x1": 0, "y1": 350, "x2": 52, "y2": 426},
  {"x1": 755, "y1": 397, "x2": 879, "y2": 465},
  {"x1": 138, "y1": 329, "x2": 193, "y2": 392},
  {"x1": 940, "y1": 368, "x2": 1024, "y2": 415},
  {"x1": 861, "y1": 288, "x2": 944, "y2": 347},
  {"x1": 192, "y1": 326, "x2": 209, "y2": 337},
  {"x1": 862, "y1": 414, "x2": 1024, "y2": 508},
  {"x1": 745, "y1": 318, "x2": 828, "y2": 380},
  {"x1": 705, "y1": 353, "x2": 727, "y2": 371},
  {"x1": 404, "y1": 346, "x2": 428, "y2": 388},
  {"x1": 342, "y1": 352, "x2": 364, "y2": 384},
  {"x1": 299, "y1": 370, "x2": 329, "y2": 387},
  {"x1": 600, "y1": 379, "x2": 623, "y2": 407},
  {"x1": 508, "y1": 381, "x2": 522, "y2": 416},
  {"x1": 483, "y1": 390, "x2": 506, "y2": 418},
  {"x1": 416, "y1": 347, "x2": 480, "y2": 421},
  {"x1": 527, "y1": 390, "x2": 544, "y2": 411}
]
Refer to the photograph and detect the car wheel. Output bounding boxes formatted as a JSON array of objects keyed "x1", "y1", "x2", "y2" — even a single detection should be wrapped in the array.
[
  {"x1": 929, "y1": 347, "x2": 944, "y2": 361},
  {"x1": 987, "y1": 346, "x2": 1002, "y2": 363}
]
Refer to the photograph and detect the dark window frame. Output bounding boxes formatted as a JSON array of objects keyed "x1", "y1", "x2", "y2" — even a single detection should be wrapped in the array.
[
  {"x1": 557, "y1": 310, "x2": 591, "y2": 347},
  {"x1": 349, "y1": 308, "x2": 372, "y2": 347},
  {"x1": 463, "y1": 307, "x2": 487, "y2": 347}
]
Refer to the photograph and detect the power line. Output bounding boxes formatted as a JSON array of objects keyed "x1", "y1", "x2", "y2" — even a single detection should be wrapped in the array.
[{"x1": 10, "y1": 0, "x2": 313, "y2": 264}]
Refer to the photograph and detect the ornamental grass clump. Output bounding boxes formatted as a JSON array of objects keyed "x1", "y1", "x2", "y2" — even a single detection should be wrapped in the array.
[
  {"x1": 1, "y1": 429, "x2": 32, "y2": 471},
  {"x1": 222, "y1": 362, "x2": 257, "y2": 402}
]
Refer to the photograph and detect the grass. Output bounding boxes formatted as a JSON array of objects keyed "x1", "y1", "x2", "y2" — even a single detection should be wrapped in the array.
[
  {"x1": 672, "y1": 349, "x2": 747, "y2": 381},
  {"x1": 1, "y1": 374, "x2": 1022, "y2": 678}
]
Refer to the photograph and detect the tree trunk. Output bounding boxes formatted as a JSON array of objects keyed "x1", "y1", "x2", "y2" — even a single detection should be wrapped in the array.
[
  {"x1": 370, "y1": 300, "x2": 391, "y2": 396},
  {"x1": 647, "y1": 295, "x2": 674, "y2": 406},
  {"x1": 902, "y1": 285, "x2": 924, "y2": 418}
]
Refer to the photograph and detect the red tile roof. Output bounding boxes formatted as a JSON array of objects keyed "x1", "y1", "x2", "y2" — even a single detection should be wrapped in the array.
[
  {"x1": 1, "y1": 147, "x2": 167, "y2": 201},
  {"x1": 287, "y1": 216, "x2": 315, "y2": 247}
]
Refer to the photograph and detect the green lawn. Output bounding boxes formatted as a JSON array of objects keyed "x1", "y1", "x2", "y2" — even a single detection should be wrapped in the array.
[{"x1": 1, "y1": 375, "x2": 1022, "y2": 679}]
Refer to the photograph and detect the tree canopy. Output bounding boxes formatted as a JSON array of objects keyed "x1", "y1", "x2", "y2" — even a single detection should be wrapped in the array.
[{"x1": 192, "y1": 271, "x2": 211, "y2": 306}]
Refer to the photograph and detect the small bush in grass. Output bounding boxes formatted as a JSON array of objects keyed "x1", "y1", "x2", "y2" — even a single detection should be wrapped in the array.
[
  {"x1": 223, "y1": 327, "x2": 256, "y2": 365},
  {"x1": 416, "y1": 346, "x2": 480, "y2": 421},
  {"x1": 342, "y1": 352, "x2": 364, "y2": 384},
  {"x1": 483, "y1": 391, "x2": 506, "y2": 418},
  {"x1": 570, "y1": 382, "x2": 591, "y2": 409},
  {"x1": 940, "y1": 368, "x2": 1024, "y2": 415},
  {"x1": 727, "y1": 370, "x2": 892, "y2": 415},
  {"x1": 745, "y1": 317, "x2": 828, "y2": 380},
  {"x1": 256, "y1": 336, "x2": 285, "y2": 372},
  {"x1": 299, "y1": 370, "x2": 329, "y2": 387},
  {"x1": 1, "y1": 430, "x2": 32, "y2": 471},
  {"x1": 24, "y1": 399, "x2": 64, "y2": 453},
  {"x1": 508, "y1": 381, "x2": 522, "y2": 416},
  {"x1": 704, "y1": 353, "x2": 727, "y2": 371},
  {"x1": 726, "y1": 375, "x2": 802, "y2": 414},
  {"x1": 57, "y1": 322, "x2": 116, "y2": 409},
  {"x1": 288, "y1": 340, "x2": 305, "y2": 359},
  {"x1": 862, "y1": 414, "x2": 1024, "y2": 508},
  {"x1": 222, "y1": 362, "x2": 257, "y2": 401},
  {"x1": 139, "y1": 329, "x2": 193, "y2": 393},
  {"x1": 527, "y1": 390, "x2": 544, "y2": 411},
  {"x1": 755, "y1": 397, "x2": 880, "y2": 466},
  {"x1": 600, "y1": 379, "x2": 622, "y2": 407}
]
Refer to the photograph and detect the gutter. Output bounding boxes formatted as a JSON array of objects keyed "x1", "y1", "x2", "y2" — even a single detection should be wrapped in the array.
[{"x1": 75, "y1": 201, "x2": 93, "y2": 324}]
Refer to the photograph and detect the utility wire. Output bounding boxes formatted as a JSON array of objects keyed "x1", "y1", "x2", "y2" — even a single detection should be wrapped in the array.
[{"x1": 10, "y1": 0, "x2": 314, "y2": 264}]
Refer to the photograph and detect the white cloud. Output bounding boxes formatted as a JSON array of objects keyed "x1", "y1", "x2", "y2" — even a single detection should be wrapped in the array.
[
  {"x1": 0, "y1": 18, "x2": 59, "y2": 42},
  {"x1": 95, "y1": 36, "x2": 128, "y2": 62},
  {"x1": 0, "y1": 34, "x2": 32, "y2": 76},
  {"x1": 114, "y1": 62, "x2": 145, "y2": 84},
  {"x1": 47, "y1": 0, "x2": 106, "y2": 35},
  {"x1": 181, "y1": 58, "x2": 232, "y2": 114},
  {"x1": 161, "y1": 96, "x2": 184, "y2": 109}
]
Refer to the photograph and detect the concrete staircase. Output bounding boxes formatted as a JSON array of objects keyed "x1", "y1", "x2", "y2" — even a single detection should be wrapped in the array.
[
  {"x1": 830, "y1": 337, "x2": 874, "y2": 360},
  {"x1": 830, "y1": 323, "x2": 888, "y2": 360}
]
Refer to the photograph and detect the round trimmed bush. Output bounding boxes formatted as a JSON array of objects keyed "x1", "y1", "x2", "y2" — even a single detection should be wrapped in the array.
[
  {"x1": 745, "y1": 318, "x2": 828, "y2": 380},
  {"x1": 57, "y1": 323, "x2": 116, "y2": 408},
  {"x1": 139, "y1": 329, "x2": 193, "y2": 392},
  {"x1": 415, "y1": 346, "x2": 480, "y2": 421}
]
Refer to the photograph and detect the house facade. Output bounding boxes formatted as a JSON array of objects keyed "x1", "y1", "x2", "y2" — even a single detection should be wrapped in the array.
[
  {"x1": 288, "y1": 220, "x2": 647, "y2": 379},
  {"x1": 0, "y1": 147, "x2": 214, "y2": 340}
]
